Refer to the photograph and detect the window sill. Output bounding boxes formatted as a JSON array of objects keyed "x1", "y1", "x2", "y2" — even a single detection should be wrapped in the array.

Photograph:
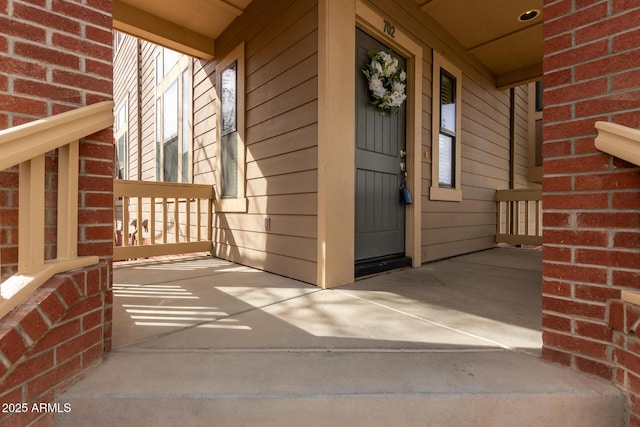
[
  {"x1": 429, "y1": 186, "x2": 462, "y2": 202},
  {"x1": 214, "y1": 197, "x2": 248, "y2": 213}
]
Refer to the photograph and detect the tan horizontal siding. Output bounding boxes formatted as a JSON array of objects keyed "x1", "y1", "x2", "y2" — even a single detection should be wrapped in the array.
[
  {"x1": 113, "y1": 34, "x2": 139, "y2": 180},
  {"x1": 247, "y1": 170, "x2": 318, "y2": 197},
  {"x1": 247, "y1": 78, "x2": 317, "y2": 129},
  {"x1": 246, "y1": 146, "x2": 317, "y2": 180},
  {"x1": 423, "y1": 212, "x2": 496, "y2": 229},
  {"x1": 247, "y1": 194, "x2": 317, "y2": 216},
  {"x1": 217, "y1": 214, "x2": 317, "y2": 239},
  {"x1": 422, "y1": 236, "x2": 497, "y2": 262},
  {"x1": 514, "y1": 84, "x2": 538, "y2": 189},
  {"x1": 422, "y1": 72, "x2": 511, "y2": 261},
  {"x1": 247, "y1": 52, "x2": 317, "y2": 110},
  {"x1": 215, "y1": 243, "x2": 317, "y2": 284},
  {"x1": 246, "y1": 100, "x2": 318, "y2": 145},
  {"x1": 215, "y1": 229, "x2": 316, "y2": 263},
  {"x1": 244, "y1": 3, "x2": 318, "y2": 75},
  {"x1": 423, "y1": 224, "x2": 497, "y2": 246},
  {"x1": 247, "y1": 123, "x2": 317, "y2": 163},
  {"x1": 207, "y1": 0, "x2": 319, "y2": 284},
  {"x1": 139, "y1": 43, "x2": 157, "y2": 181},
  {"x1": 192, "y1": 56, "x2": 216, "y2": 185}
]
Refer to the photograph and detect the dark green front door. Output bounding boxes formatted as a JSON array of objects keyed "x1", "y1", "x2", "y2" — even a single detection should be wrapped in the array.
[{"x1": 355, "y1": 28, "x2": 406, "y2": 263}]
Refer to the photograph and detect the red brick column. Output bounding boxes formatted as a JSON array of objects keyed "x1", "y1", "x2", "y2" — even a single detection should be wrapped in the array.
[
  {"x1": 542, "y1": 0, "x2": 640, "y2": 423},
  {"x1": 0, "y1": 1, "x2": 113, "y2": 425}
]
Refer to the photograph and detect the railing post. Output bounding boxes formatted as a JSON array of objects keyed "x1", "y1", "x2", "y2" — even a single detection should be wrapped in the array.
[
  {"x1": 123, "y1": 197, "x2": 130, "y2": 247},
  {"x1": 137, "y1": 197, "x2": 143, "y2": 245},
  {"x1": 525, "y1": 200, "x2": 531, "y2": 238},
  {"x1": 18, "y1": 155, "x2": 45, "y2": 275},
  {"x1": 150, "y1": 197, "x2": 156, "y2": 245},
  {"x1": 186, "y1": 198, "x2": 191, "y2": 242},
  {"x1": 197, "y1": 199, "x2": 202, "y2": 241},
  {"x1": 57, "y1": 141, "x2": 79, "y2": 259},
  {"x1": 207, "y1": 194, "x2": 213, "y2": 243},
  {"x1": 174, "y1": 197, "x2": 179, "y2": 243},
  {"x1": 536, "y1": 199, "x2": 542, "y2": 237},
  {"x1": 162, "y1": 199, "x2": 168, "y2": 244}
]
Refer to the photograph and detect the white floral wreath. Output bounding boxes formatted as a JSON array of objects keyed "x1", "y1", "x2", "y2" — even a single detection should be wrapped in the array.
[{"x1": 362, "y1": 50, "x2": 407, "y2": 113}]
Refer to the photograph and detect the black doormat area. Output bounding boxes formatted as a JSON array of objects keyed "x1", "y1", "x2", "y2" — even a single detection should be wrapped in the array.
[{"x1": 355, "y1": 255, "x2": 412, "y2": 278}]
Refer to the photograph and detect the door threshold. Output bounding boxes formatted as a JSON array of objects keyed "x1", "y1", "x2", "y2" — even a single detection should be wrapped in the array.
[{"x1": 355, "y1": 255, "x2": 412, "y2": 279}]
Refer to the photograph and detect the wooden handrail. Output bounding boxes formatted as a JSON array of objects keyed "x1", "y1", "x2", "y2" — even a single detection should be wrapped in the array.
[
  {"x1": 595, "y1": 121, "x2": 640, "y2": 167},
  {"x1": 0, "y1": 101, "x2": 114, "y2": 320},
  {"x1": 0, "y1": 101, "x2": 114, "y2": 171}
]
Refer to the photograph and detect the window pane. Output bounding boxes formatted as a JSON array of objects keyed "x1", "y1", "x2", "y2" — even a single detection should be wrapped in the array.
[
  {"x1": 182, "y1": 70, "x2": 190, "y2": 183},
  {"x1": 163, "y1": 137, "x2": 178, "y2": 182},
  {"x1": 438, "y1": 133, "x2": 454, "y2": 187},
  {"x1": 163, "y1": 80, "x2": 178, "y2": 140},
  {"x1": 116, "y1": 134, "x2": 126, "y2": 179},
  {"x1": 535, "y1": 118, "x2": 543, "y2": 167},
  {"x1": 163, "y1": 48, "x2": 180, "y2": 76},
  {"x1": 440, "y1": 70, "x2": 456, "y2": 134},
  {"x1": 221, "y1": 132, "x2": 238, "y2": 198},
  {"x1": 535, "y1": 80, "x2": 543, "y2": 112},
  {"x1": 221, "y1": 63, "x2": 237, "y2": 136}
]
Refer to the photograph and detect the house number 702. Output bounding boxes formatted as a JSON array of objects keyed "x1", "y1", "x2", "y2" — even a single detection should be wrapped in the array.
[{"x1": 384, "y1": 20, "x2": 396, "y2": 38}]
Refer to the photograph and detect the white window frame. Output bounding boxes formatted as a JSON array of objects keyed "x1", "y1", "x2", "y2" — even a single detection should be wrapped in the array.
[
  {"x1": 214, "y1": 42, "x2": 247, "y2": 212},
  {"x1": 430, "y1": 51, "x2": 462, "y2": 202},
  {"x1": 155, "y1": 47, "x2": 191, "y2": 183}
]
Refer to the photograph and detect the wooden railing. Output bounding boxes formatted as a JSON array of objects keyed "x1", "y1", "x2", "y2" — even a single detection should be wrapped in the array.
[
  {"x1": 496, "y1": 188, "x2": 542, "y2": 246},
  {"x1": 595, "y1": 121, "x2": 640, "y2": 167},
  {"x1": 0, "y1": 101, "x2": 114, "y2": 320},
  {"x1": 595, "y1": 122, "x2": 640, "y2": 305},
  {"x1": 113, "y1": 180, "x2": 213, "y2": 261}
]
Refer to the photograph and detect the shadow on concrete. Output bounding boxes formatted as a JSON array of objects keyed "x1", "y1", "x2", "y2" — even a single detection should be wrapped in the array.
[{"x1": 112, "y1": 247, "x2": 542, "y2": 355}]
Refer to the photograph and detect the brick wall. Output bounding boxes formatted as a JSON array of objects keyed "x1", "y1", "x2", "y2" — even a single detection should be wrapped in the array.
[
  {"x1": 0, "y1": 264, "x2": 110, "y2": 427},
  {"x1": 542, "y1": 0, "x2": 640, "y2": 424},
  {"x1": 0, "y1": 0, "x2": 113, "y2": 425}
]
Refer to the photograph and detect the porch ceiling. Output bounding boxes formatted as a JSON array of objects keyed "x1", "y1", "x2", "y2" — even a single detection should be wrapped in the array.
[
  {"x1": 112, "y1": 0, "x2": 542, "y2": 87},
  {"x1": 414, "y1": 0, "x2": 543, "y2": 88},
  {"x1": 112, "y1": 0, "x2": 253, "y2": 59}
]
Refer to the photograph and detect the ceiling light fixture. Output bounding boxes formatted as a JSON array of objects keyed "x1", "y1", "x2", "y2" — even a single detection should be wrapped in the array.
[{"x1": 518, "y1": 9, "x2": 540, "y2": 22}]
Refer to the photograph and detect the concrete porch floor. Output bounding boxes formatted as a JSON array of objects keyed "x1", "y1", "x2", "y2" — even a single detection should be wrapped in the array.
[
  {"x1": 56, "y1": 247, "x2": 625, "y2": 426},
  {"x1": 112, "y1": 247, "x2": 544, "y2": 354}
]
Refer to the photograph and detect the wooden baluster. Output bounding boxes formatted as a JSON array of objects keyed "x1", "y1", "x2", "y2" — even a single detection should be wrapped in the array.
[
  {"x1": 18, "y1": 155, "x2": 45, "y2": 274},
  {"x1": 57, "y1": 141, "x2": 79, "y2": 259},
  {"x1": 150, "y1": 197, "x2": 156, "y2": 245},
  {"x1": 186, "y1": 198, "x2": 191, "y2": 243},
  {"x1": 162, "y1": 198, "x2": 168, "y2": 244}
]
